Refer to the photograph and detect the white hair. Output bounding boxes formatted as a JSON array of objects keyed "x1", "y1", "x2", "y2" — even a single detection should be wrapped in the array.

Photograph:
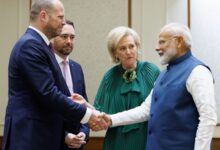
[
  {"x1": 107, "y1": 26, "x2": 141, "y2": 63},
  {"x1": 160, "y1": 23, "x2": 192, "y2": 50}
]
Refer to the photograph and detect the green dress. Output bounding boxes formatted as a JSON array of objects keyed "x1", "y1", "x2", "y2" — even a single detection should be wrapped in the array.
[{"x1": 94, "y1": 61, "x2": 160, "y2": 150}]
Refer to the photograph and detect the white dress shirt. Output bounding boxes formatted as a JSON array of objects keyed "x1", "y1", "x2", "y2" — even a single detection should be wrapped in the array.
[{"x1": 111, "y1": 65, "x2": 217, "y2": 150}]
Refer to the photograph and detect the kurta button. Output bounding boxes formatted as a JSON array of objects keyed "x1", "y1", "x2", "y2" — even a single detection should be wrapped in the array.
[
  {"x1": 155, "y1": 97, "x2": 157, "y2": 102},
  {"x1": 149, "y1": 130, "x2": 152, "y2": 134},
  {"x1": 150, "y1": 114, "x2": 153, "y2": 118}
]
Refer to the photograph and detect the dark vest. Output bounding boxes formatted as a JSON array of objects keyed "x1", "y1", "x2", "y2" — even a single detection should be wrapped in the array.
[{"x1": 146, "y1": 51, "x2": 209, "y2": 150}]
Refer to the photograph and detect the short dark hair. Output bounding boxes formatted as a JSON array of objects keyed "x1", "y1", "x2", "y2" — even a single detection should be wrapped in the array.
[{"x1": 65, "y1": 19, "x2": 75, "y2": 29}]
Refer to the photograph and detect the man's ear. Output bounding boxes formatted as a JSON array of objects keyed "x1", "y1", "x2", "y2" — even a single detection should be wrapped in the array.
[
  {"x1": 39, "y1": 10, "x2": 49, "y2": 23},
  {"x1": 175, "y1": 36, "x2": 184, "y2": 48}
]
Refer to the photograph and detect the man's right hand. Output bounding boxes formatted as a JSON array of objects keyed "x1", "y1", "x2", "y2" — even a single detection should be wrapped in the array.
[
  {"x1": 88, "y1": 111, "x2": 112, "y2": 131},
  {"x1": 88, "y1": 110, "x2": 110, "y2": 131},
  {"x1": 70, "y1": 93, "x2": 111, "y2": 131}
]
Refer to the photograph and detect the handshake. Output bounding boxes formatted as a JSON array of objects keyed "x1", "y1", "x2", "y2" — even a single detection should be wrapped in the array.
[{"x1": 71, "y1": 94, "x2": 112, "y2": 131}]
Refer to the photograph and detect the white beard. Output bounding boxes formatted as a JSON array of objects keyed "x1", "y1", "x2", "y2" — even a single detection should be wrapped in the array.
[
  {"x1": 159, "y1": 54, "x2": 170, "y2": 65},
  {"x1": 159, "y1": 45, "x2": 177, "y2": 65}
]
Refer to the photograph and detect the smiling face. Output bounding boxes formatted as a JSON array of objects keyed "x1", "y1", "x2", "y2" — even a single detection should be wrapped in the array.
[{"x1": 115, "y1": 35, "x2": 138, "y2": 70}]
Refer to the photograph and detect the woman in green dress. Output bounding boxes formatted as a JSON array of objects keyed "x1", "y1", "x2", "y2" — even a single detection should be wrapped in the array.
[{"x1": 93, "y1": 26, "x2": 160, "y2": 150}]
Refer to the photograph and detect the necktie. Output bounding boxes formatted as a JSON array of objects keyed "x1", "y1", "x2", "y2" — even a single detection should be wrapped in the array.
[{"x1": 62, "y1": 60, "x2": 73, "y2": 94}]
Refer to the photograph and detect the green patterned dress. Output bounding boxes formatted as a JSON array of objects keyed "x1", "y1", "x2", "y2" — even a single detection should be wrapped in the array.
[{"x1": 94, "y1": 61, "x2": 160, "y2": 150}]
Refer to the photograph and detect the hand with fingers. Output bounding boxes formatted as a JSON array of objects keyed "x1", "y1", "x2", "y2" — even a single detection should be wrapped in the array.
[
  {"x1": 88, "y1": 110, "x2": 110, "y2": 131},
  {"x1": 88, "y1": 111, "x2": 113, "y2": 131},
  {"x1": 69, "y1": 94, "x2": 111, "y2": 131},
  {"x1": 65, "y1": 132, "x2": 86, "y2": 149},
  {"x1": 101, "y1": 113, "x2": 112, "y2": 127},
  {"x1": 70, "y1": 93, "x2": 95, "y2": 109}
]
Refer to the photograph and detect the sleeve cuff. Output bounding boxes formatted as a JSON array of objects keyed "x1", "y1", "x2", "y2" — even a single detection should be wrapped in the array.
[
  {"x1": 110, "y1": 114, "x2": 118, "y2": 127},
  {"x1": 80, "y1": 108, "x2": 92, "y2": 124}
]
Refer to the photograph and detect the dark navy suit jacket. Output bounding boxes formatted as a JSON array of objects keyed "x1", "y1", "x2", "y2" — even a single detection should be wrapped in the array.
[
  {"x1": 3, "y1": 28, "x2": 87, "y2": 150},
  {"x1": 63, "y1": 60, "x2": 90, "y2": 150}
]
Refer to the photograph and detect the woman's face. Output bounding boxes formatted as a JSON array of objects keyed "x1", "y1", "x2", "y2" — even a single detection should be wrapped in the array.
[{"x1": 115, "y1": 35, "x2": 138, "y2": 70}]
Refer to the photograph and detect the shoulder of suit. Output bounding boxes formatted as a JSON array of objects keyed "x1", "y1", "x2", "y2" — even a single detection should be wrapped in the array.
[{"x1": 69, "y1": 59, "x2": 83, "y2": 68}]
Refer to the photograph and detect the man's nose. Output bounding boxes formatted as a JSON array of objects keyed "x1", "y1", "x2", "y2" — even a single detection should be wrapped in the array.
[
  {"x1": 62, "y1": 19, "x2": 65, "y2": 26},
  {"x1": 66, "y1": 37, "x2": 72, "y2": 43},
  {"x1": 155, "y1": 45, "x2": 160, "y2": 51}
]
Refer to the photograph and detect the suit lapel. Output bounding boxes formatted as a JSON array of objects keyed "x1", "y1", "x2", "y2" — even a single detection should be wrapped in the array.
[
  {"x1": 69, "y1": 60, "x2": 76, "y2": 92},
  {"x1": 27, "y1": 28, "x2": 71, "y2": 96}
]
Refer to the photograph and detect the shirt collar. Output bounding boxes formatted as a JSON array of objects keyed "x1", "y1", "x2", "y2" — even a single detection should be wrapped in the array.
[
  {"x1": 29, "y1": 25, "x2": 50, "y2": 46},
  {"x1": 54, "y1": 53, "x2": 69, "y2": 64}
]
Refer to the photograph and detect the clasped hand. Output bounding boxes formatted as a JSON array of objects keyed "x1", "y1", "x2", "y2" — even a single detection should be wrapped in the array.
[
  {"x1": 88, "y1": 110, "x2": 112, "y2": 131},
  {"x1": 70, "y1": 93, "x2": 112, "y2": 131},
  {"x1": 65, "y1": 132, "x2": 86, "y2": 149}
]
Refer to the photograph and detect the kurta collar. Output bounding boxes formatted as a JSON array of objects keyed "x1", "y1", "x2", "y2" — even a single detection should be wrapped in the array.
[{"x1": 167, "y1": 51, "x2": 192, "y2": 69}]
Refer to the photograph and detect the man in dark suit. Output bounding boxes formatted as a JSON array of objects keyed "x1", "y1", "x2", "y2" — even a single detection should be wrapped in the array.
[
  {"x1": 51, "y1": 20, "x2": 89, "y2": 149},
  {"x1": 3, "y1": 1, "x2": 107, "y2": 150}
]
